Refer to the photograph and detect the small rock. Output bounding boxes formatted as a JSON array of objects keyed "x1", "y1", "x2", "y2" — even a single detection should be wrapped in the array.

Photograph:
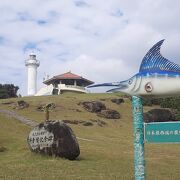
[
  {"x1": 17, "y1": 100, "x2": 29, "y2": 108},
  {"x1": 2, "y1": 101, "x2": 14, "y2": 105},
  {"x1": 122, "y1": 95, "x2": 132, "y2": 100},
  {"x1": 111, "y1": 98, "x2": 124, "y2": 105},
  {"x1": 90, "y1": 119, "x2": 107, "y2": 127},
  {"x1": 27, "y1": 121, "x2": 80, "y2": 160},
  {"x1": 97, "y1": 120, "x2": 107, "y2": 126},
  {"x1": 82, "y1": 121, "x2": 93, "y2": 126},
  {"x1": 62, "y1": 120, "x2": 79, "y2": 125},
  {"x1": 100, "y1": 98, "x2": 106, "y2": 101},
  {"x1": 13, "y1": 100, "x2": 29, "y2": 109},
  {"x1": 36, "y1": 106, "x2": 43, "y2": 111},
  {"x1": 0, "y1": 146, "x2": 7, "y2": 152},
  {"x1": 62, "y1": 120, "x2": 85, "y2": 125},
  {"x1": 76, "y1": 109, "x2": 82, "y2": 112},
  {"x1": 81, "y1": 101, "x2": 106, "y2": 112},
  {"x1": 97, "y1": 109, "x2": 120, "y2": 119},
  {"x1": 144, "y1": 109, "x2": 176, "y2": 123}
]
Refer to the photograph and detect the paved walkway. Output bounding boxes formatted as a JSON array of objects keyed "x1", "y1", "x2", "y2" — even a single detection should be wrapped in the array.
[{"x1": 0, "y1": 109, "x2": 38, "y2": 127}]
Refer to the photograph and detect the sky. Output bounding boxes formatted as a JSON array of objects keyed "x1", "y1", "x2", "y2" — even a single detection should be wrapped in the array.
[{"x1": 0, "y1": 0, "x2": 180, "y2": 95}]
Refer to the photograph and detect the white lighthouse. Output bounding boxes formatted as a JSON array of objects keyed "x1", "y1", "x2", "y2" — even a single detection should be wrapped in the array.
[{"x1": 25, "y1": 53, "x2": 40, "y2": 96}]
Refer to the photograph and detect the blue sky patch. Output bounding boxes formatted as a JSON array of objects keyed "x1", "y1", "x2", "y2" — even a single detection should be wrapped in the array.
[
  {"x1": 48, "y1": 10, "x2": 59, "y2": 18},
  {"x1": 17, "y1": 12, "x2": 32, "y2": 21},
  {"x1": 74, "y1": 0, "x2": 89, "y2": 7},
  {"x1": 23, "y1": 42, "x2": 38, "y2": 52},
  {"x1": 0, "y1": 36, "x2": 6, "y2": 45},
  {"x1": 56, "y1": 52, "x2": 71, "y2": 60},
  {"x1": 37, "y1": 19, "x2": 48, "y2": 25},
  {"x1": 111, "y1": 9, "x2": 123, "y2": 17},
  {"x1": 17, "y1": 11, "x2": 56, "y2": 25},
  {"x1": 12, "y1": 72, "x2": 21, "y2": 77}
]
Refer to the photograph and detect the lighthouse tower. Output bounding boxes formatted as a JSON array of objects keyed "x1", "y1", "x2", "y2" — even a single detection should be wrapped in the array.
[{"x1": 25, "y1": 53, "x2": 40, "y2": 96}]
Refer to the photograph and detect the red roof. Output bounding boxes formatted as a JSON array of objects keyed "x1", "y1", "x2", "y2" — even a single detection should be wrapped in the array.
[
  {"x1": 43, "y1": 71, "x2": 94, "y2": 86},
  {"x1": 55, "y1": 72, "x2": 82, "y2": 79}
]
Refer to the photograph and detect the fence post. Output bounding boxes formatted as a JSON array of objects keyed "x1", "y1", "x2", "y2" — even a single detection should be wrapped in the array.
[{"x1": 132, "y1": 96, "x2": 145, "y2": 180}]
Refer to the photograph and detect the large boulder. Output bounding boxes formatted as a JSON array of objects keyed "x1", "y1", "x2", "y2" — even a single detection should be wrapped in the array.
[
  {"x1": 144, "y1": 109, "x2": 176, "y2": 123},
  {"x1": 97, "y1": 109, "x2": 120, "y2": 119},
  {"x1": 27, "y1": 121, "x2": 80, "y2": 160},
  {"x1": 81, "y1": 101, "x2": 106, "y2": 112}
]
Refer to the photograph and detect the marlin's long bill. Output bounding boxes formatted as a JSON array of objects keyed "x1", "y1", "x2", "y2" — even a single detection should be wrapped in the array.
[
  {"x1": 88, "y1": 82, "x2": 120, "y2": 88},
  {"x1": 106, "y1": 87, "x2": 125, "y2": 93},
  {"x1": 88, "y1": 81, "x2": 128, "y2": 93}
]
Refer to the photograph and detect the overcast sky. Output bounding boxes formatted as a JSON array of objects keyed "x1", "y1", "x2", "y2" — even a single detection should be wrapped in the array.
[{"x1": 0, "y1": 0, "x2": 180, "y2": 95}]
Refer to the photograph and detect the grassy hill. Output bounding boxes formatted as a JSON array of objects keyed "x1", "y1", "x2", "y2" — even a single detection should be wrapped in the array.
[{"x1": 0, "y1": 93, "x2": 180, "y2": 180}]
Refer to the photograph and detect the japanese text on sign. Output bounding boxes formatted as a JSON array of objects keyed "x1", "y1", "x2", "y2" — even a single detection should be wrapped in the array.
[{"x1": 28, "y1": 127, "x2": 54, "y2": 150}]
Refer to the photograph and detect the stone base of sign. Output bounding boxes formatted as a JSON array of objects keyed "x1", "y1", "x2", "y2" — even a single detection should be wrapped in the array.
[{"x1": 27, "y1": 120, "x2": 80, "y2": 160}]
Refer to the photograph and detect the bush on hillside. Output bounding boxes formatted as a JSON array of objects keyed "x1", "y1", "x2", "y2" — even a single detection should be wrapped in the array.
[
  {"x1": 0, "y1": 84, "x2": 19, "y2": 99},
  {"x1": 144, "y1": 109, "x2": 176, "y2": 123}
]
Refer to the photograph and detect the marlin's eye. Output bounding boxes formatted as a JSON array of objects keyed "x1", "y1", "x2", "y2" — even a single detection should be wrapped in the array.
[{"x1": 128, "y1": 79, "x2": 133, "y2": 85}]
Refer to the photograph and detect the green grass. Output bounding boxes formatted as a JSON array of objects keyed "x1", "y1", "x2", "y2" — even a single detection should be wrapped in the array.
[{"x1": 0, "y1": 93, "x2": 180, "y2": 180}]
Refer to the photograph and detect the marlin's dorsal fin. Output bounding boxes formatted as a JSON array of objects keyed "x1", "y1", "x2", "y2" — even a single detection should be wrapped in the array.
[{"x1": 139, "y1": 40, "x2": 180, "y2": 73}]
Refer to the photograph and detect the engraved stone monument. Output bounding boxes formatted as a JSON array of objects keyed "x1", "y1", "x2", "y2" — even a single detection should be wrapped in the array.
[{"x1": 27, "y1": 121, "x2": 80, "y2": 160}]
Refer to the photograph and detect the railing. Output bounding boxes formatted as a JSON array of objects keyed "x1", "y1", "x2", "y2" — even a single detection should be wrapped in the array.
[
  {"x1": 64, "y1": 85, "x2": 85, "y2": 90},
  {"x1": 25, "y1": 60, "x2": 40, "y2": 66}
]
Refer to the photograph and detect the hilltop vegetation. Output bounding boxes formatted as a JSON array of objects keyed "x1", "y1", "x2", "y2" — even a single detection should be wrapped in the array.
[
  {"x1": 0, "y1": 84, "x2": 19, "y2": 99},
  {"x1": 0, "y1": 93, "x2": 180, "y2": 180}
]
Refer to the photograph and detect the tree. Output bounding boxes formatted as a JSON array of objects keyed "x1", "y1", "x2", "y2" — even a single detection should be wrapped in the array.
[{"x1": 0, "y1": 84, "x2": 19, "y2": 99}]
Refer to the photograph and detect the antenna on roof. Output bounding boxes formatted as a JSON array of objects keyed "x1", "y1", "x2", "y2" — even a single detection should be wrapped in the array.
[{"x1": 43, "y1": 72, "x2": 50, "y2": 81}]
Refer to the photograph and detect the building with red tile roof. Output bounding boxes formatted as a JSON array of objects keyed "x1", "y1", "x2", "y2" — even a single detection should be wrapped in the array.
[
  {"x1": 35, "y1": 71, "x2": 94, "y2": 96},
  {"x1": 43, "y1": 71, "x2": 94, "y2": 87}
]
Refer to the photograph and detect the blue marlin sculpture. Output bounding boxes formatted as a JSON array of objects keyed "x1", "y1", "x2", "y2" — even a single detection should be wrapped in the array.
[{"x1": 89, "y1": 40, "x2": 180, "y2": 97}]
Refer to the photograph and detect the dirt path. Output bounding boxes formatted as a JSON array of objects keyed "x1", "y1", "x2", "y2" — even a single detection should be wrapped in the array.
[
  {"x1": 0, "y1": 108, "x2": 94, "y2": 142},
  {"x1": 0, "y1": 109, "x2": 38, "y2": 127}
]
